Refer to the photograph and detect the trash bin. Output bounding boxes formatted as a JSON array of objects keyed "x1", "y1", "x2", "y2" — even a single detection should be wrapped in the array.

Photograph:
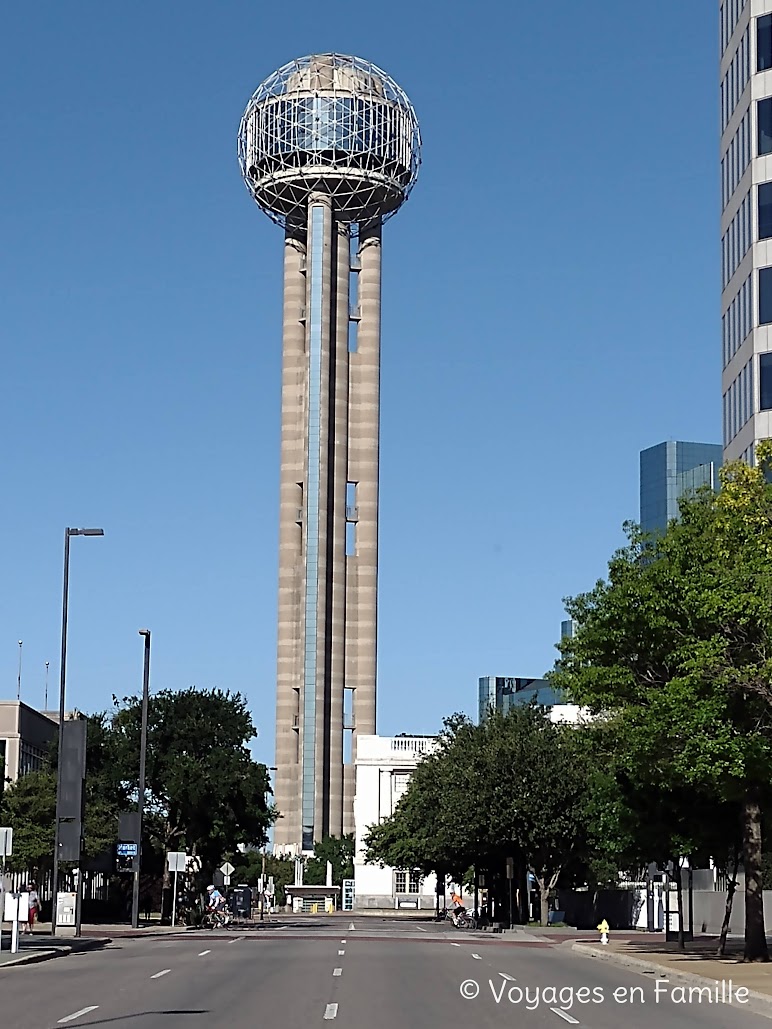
[{"x1": 230, "y1": 886, "x2": 252, "y2": 918}]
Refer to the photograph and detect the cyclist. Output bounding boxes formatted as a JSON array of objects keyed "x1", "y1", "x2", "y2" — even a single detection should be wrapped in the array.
[
  {"x1": 450, "y1": 887, "x2": 466, "y2": 926},
  {"x1": 206, "y1": 885, "x2": 227, "y2": 926}
]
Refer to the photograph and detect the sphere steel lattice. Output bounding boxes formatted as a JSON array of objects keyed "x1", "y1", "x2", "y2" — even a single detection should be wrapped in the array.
[{"x1": 238, "y1": 54, "x2": 421, "y2": 230}]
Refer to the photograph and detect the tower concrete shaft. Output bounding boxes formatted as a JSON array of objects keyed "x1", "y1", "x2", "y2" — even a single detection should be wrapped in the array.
[{"x1": 273, "y1": 196, "x2": 381, "y2": 852}]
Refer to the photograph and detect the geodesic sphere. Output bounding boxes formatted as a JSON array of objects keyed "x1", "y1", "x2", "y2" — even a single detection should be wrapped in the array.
[{"x1": 238, "y1": 54, "x2": 421, "y2": 229}]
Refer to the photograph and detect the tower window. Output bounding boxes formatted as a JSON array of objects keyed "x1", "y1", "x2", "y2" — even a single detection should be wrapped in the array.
[
  {"x1": 760, "y1": 183, "x2": 772, "y2": 240},
  {"x1": 761, "y1": 353, "x2": 772, "y2": 411},
  {"x1": 759, "y1": 15, "x2": 772, "y2": 73},
  {"x1": 758, "y1": 98, "x2": 772, "y2": 156},
  {"x1": 760, "y1": 267, "x2": 772, "y2": 324}
]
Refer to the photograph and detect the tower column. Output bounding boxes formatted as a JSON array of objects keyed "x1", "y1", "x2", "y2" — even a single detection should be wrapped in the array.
[
  {"x1": 344, "y1": 219, "x2": 381, "y2": 831},
  {"x1": 274, "y1": 226, "x2": 307, "y2": 850},
  {"x1": 327, "y1": 221, "x2": 350, "y2": 838}
]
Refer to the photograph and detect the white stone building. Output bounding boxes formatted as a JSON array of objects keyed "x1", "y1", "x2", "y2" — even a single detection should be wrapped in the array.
[
  {"x1": 720, "y1": 1, "x2": 772, "y2": 463},
  {"x1": 353, "y1": 734, "x2": 441, "y2": 910}
]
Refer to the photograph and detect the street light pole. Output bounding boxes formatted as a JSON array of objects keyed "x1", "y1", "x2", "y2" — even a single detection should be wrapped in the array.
[
  {"x1": 131, "y1": 630, "x2": 151, "y2": 929},
  {"x1": 17, "y1": 641, "x2": 22, "y2": 701},
  {"x1": 260, "y1": 766, "x2": 277, "y2": 921},
  {"x1": 51, "y1": 527, "x2": 104, "y2": 935}
]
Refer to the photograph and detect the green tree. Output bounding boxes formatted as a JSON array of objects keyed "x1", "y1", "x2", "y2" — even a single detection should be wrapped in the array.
[
  {"x1": 553, "y1": 447, "x2": 772, "y2": 961},
  {"x1": 227, "y1": 850, "x2": 295, "y2": 907},
  {"x1": 0, "y1": 714, "x2": 131, "y2": 873},
  {"x1": 304, "y1": 835, "x2": 354, "y2": 886},
  {"x1": 0, "y1": 769, "x2": 55, "y2": 872},
  {"x1": 366, "y1": 707, "x2": 607, "y2": 925},
  {"x1": 110, "y1": 687, "x2": 273, "y2": 917}
]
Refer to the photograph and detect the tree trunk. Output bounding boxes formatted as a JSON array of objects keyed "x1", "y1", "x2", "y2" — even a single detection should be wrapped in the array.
[
  {"x1": 537, "y1": 876, "x2": 549, "y2": 927},
  {"x1": 717, "y1": 844, "x2": 740, "y2": 957},
  {"x1": 742, "y1": 791, "x2": 769, "y2": 962}
]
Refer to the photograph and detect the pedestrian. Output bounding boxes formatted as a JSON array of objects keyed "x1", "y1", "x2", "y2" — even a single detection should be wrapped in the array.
[{"x1": 26, "y1": 881, "x2": 41, "y2": 934}]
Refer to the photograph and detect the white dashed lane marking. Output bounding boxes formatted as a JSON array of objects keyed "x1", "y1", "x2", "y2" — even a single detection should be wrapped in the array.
[
  {"x1": 551, "y1": 1009, "x2": 580, "y2": 1025},
  {"x1": 338, "y1": 949, "x2": 345, "y2": 955},
  {"x1": 150, "y1": 969, "x2": 170, "y2": 979},
  {"x1": 324, "y1": 1003, "x2": 339, "y2": 1019},
  {"x1": 198, "y1": 950, "x2": 211, "y2": 956},
  {"x1": 58, "y1": 1008, "x2": 99, "y2": 1024},
  {"x1": 499, "y1": 972, "x2": 516, "y2": 981},
  {"x1": 333, "y1": 967, "x2": 342, "y2": 976}
]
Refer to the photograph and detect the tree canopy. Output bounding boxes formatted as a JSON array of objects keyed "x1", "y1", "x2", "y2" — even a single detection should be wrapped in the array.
[{"x1": 552, "y1": 444, "x2": 772, "y2": 961}]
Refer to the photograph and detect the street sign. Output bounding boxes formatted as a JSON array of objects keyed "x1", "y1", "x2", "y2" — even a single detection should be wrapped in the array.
[
  {"x1": 0, "y1": 828, "x2": 12, "y2": 861},
  {"x1": 167, "y1": 851, "x2": 186, "y2": 872},
  {"x1": 223, "y1": 874, "x2": 231, "y2": 887},
  {"x1": 117, "y1": 842, "x2": 138, "y2": 858},
  {"x1": 342, "y1": 878, "x2": 355, "y2": 911},
  {"x1": 506, "y1": 857, "x2": 514, "y2": 880},
  {"x1": 220, "y1": 861, "x2": 235, "y2": 876}
]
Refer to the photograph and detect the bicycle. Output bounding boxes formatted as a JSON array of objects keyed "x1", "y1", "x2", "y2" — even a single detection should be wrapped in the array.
[
  {"x1": 201, "y1": 908, "x2": 231, "y2": 930},
  {"x1": 450, "y1": 910, "x2": 477, "y2": 931}
]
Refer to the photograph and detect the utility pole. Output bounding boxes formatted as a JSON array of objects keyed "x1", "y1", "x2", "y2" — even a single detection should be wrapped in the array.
[
  {"x1": 260, "y1": 850, "x2": 266, "y2": 921},
  {"x1": 131, "y1": 630, "x2": 151, "y2": 929}
]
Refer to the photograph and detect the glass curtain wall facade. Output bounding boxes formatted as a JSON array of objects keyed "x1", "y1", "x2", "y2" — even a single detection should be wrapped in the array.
[
  {"x1": 721, "y1": 1, "x2": 772, "y2": 463},
  {"x1": 640, "y1": 441, "x2": 723, "y2": 536},
  {"x1": 478, "y1": 676, "x2": 564, "y2": 723}
]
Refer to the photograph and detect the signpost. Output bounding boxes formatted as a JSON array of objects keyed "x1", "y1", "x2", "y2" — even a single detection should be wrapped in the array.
[
  {"x1": 0, "y1": 827, "x2": 12, "y2": 868},
  {"x1": 3, "y1": 890, "x2": 27, "y2": 954},
  {"x1": 167, "y1": 852, "x2": 186, "y2": 928},
  {"x1": 506, "y1": 857, "x2": 514, "y2": 929}
]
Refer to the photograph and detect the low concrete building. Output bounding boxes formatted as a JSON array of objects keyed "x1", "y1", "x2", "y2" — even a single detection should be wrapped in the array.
[
  {"x1": 353, "y1": 734, "x2": 441, "y2": 911},
  {"x1": 0, "y1": 701, "x2": 57, "y2": 788}
]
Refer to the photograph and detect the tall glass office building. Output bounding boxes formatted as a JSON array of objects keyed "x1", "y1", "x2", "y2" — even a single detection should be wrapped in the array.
[
  {"x1": 639, "y1": 441, "x2": 723, "y2": 536},
  {"x1": 720, "y1": 2, "x2": 772, "y2": 463},
  {"x1": 478, "y1": 677, "x2": 564, "y2": 723}
]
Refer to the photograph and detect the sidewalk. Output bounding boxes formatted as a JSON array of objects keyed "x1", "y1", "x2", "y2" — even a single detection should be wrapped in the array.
[
  {"x1": 0, "y1": 931, "x2": 110, "y2": 968},
  {"x1": 573, "y1": 936, "x2": 772, "y2": 1012}
]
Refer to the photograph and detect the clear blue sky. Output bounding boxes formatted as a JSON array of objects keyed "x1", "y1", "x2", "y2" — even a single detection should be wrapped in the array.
[{"x1": 1, "y1": 1, "x2": 719, "y2": 764}]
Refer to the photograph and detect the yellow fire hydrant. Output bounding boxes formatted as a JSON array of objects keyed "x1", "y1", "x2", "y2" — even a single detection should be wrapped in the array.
[{"x1": 597, "y1": 919, "x2": 609, "y2": 945}]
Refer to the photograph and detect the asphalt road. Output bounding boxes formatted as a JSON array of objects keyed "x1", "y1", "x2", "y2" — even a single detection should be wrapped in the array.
[{"x1": 2, "y1": 921, "x2": 771, "y2": 1028}]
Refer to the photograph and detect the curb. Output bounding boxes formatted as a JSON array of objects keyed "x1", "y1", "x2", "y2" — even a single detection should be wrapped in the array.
[
  {"x1": 0, "y1": 947, "x2": 71, "y2": 968},
  {"x1": 572, "y1": 942, "x2": 772, "y2": 1018},
  {"x1": 0, "y1": 936, "x2": 110, "y2": 969}
]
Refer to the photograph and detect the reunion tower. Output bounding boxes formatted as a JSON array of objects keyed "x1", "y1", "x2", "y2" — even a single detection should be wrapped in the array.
[{"x1": 238, "y1": 54, "x2": 421, "y2": 853}]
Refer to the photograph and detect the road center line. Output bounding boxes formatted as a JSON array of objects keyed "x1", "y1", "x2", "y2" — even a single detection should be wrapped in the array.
[
  {"x1": 150, "y1": 969, "x2": 171, "y2": 979},
  {"x1": 198, "y1": 950, "x2": 211, "y2": 957},
  {"x1": 58, "y1": 1008, "x2": 99, "y2": 1024},
  {"x1": 324, "y1": 1003, "x2": 338, "y2": 1019},
  {"x1": 499, "y1": 972, "x2": 516, "y2": 981},
  {"x1": 551, "y1": 1009, "x2": 580, "y2": 1025},
  {"x1": 333, "y1": 967, "x2": 342, "y2": 976}
]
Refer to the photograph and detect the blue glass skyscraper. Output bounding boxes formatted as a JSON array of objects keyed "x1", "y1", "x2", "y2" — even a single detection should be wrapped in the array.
[{"x1": 639, "y1": 441, "x2": 723, "y2": 537}]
